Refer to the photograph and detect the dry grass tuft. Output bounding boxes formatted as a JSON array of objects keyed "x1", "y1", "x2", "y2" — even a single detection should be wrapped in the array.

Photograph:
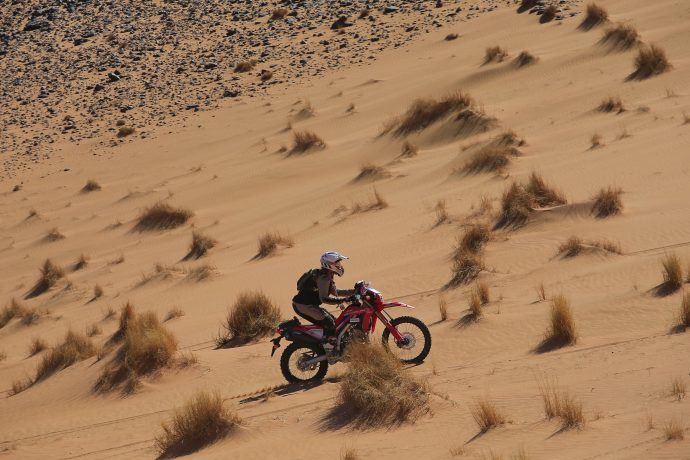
[
  {"x1": 591, "y1": 186, "x2": 623, "y2": 218},
  {"x1": 184, "y1": 264, "x2": 217, "y2": 282},
  {"x1": 449, "y1": 248, "x2": 484, "y2": 287},
  {"x1": 526, "y1": 172, "x2": 567, "y2": 207},
  {"x1": 484, "y1": 46, "x2": 508, "y2": 64},
  {"x1": 334, "y1": 342, "x2": 429, "y2": 427},
  {"x1": 459, "y1": 223, "x2": 491, "y2": 253},
  {"x1": 598, "y1": 96, "x2": 625, "y2": 113},
  {"x1": 290, "y1": 130, "x2": 326, "y2": 154},
  {"x1": 497, "y1": 182, "x2": 534, "y2": 227},
  {"x1": 670, "y1": 377, "x2": 686, "y2": 401},
  {"x1": 439, "y1": 296, "x2": 448, "y2": 321},
  {"x1": 475, "y1": 281, "x2": 490, "y2": 305},
  {"x1": 96, "y1": 311, "x2": 177, "y2": 392},
  {"x1": 541, "y1": 5, "x2": 557, "y2": 23},
  {"x1": 0, "y1": 351, "x2": 5, "y2": 362},
  {"x1": 663, "y1": 419, "x2": 684, "y2": 440},
  {"x1": 631, "y1": 44, "x2": 671, "y2": 80},
  {"x1": 445, "y1": 33, "x2": 459, "y2": 41},
  {"x1": 393, "y1": 92, "x2": 474, "y2": 135},
  {"x1": 234, "y1": 59, "x2": 256, "y2": 73},
  {"x1": 156, "y1": 389, "x2": 241, "y2": 457},
  {"x1": 514, "y1": 51, "x2": 538, "y2": 68},
  {"x1": 103, "y1": 305, "x2": 116, "y2": 320},
  {"x1": 118, "y1": 302, "x2": 136, "y2": 337},
  {"x1": 21, "y1": 308, "x2": 41, "y2": 326},
  {"x1": 271, "y1": 7, "x2": 288, "y2": 20},
  {"x1": 471, "y1": 398, "x2": 506, "y2": 433},
  {"x1": 81, "y1": 180, "x2": 101, "y2": 192},
  {"x1": 93, "y1": 284, "x2": 104, "y2": 299},
  {"x1": 579, "y1": 3, "x2": 608, "y2": 30},
  {"x1": 467, "y1": 289, "x2": 483, "y2": 321},
  {"x1": 434, "y1": 199, "x2": 449, "y2": 226},
  {"x1": 29, "y1": 259, "x2": 65, "y2": 296},
  {"x1": 29, "y1": 337, "x2": 47, "y2": 356},
  {"x1": 536, "y1": 282, "x2": 548, "y2": 302},
  {"x1": 117, "y1": 126, "x2": 135, "y2": 138},
  {"x1": 355, "y1": 163, "x2": 391, "y2": 181},
  {"x1": 255, "y1": 231, "x2": 294, "y2": 258},
  {"x1": 74, "y1": 254, "x2": 89, "y2": 270},
  {"x1": 221, "y1": 291, "x2": 281, "y2": 344},
  {"x1": 661, "y1": 254, "x2": 683, "y2": 292},
  {"x1": 600, "y1": 23, "x2": 640, "y2": 50},
  {"x1": 537, "y1": 376, "x2": 586, "y2": 429},
  {"x1": 558, "y1": 236, "x2": 584, "y2": 257},
  {"x1": 540, "y1": 294, "x2": 577, "y2": 350},
  {"x1": 35, "y1": 330, "x2": 95, "y2": 382},
  {"x1": 186, "y1": 231, "x2": 217, "y2": 259},
  {"x1": 134, "y1": 202, "x2": 193, "y2": 231},
  {"x1": 1, "y1": 298, "x2": 28, "y2": 329},
  {"x1": 679, "y1": 291, "x2": 690, "y2": 330},
  {"x1": 87, "y1": 323, "x2": 102, "y2": 337},
  {"x1": 350, "y1": 188, "x2": 389, "y2": 214},
  {"x1": 44, "y1": 227, "x2": 65, "y2": 242},
  {"x1": 400, "y1": 140, "x2": 419, "y2": 157},
  {"x1": 463, "y1": 144, "x2": 520, "y2": 174},
  {"x1": 590, "y1": 133, "x2": 603, "y2": 149},
  {"x1": 591, "y1": 239, "x2": 623, "y2": 254},
  {"x1": 9, "y1": 378, "x2": 32, "y2": 396},
  {"x1": 341, "y1": 447, "x2": 360, "y2": 460}
]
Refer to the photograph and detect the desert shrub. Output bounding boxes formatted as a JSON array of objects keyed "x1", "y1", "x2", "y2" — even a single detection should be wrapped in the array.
[
  {"x1": 135, "y1": 202, "x2": 193, "y2": 231},
  {"x1": 579, "y1": 3, "x2": 608, "y2": 30},
  {"x1": 542, "y1": 294, "x2": 577, "y2": 349},
  {"x1": 74, "y1": 254, "x2": 89, "y2": 270},
  {"x1": 591, "y1": 186, "x2": 623, "y2": 217},
  {"x1": 600, "y1": 23, "x2": 640, "y2": 50},
  {"x1": 87, "y1": 323, "x2": 102, "y2": 337},
  {"x1": 484, "y1": 46, "x2": 508, "y2": 64},
  {"x1": 526, "y1": 172, "x2": 567, "y2": 207},
  {"x1": 631, "y1": 44, "x2": 671, "y2": 79},
  {"x1": 497, "y1": 182, "x2": 534, "y2": 227},
  {"x1": 290, "y1": 130, "x2": 326, "y2": 154},
  {"x1": 234, "y1": 60, "x2": 256, "y2": 72},
  {"x1": 21, "y1": 308, "x2": 40, "y2": 326},
  {"x1": 475, "y1": 281, "x2": 490, "y2": 305},
  {"x1": 467, "y1": 289, "x2": 483, "y2": 320},
  {"x1": 541, "y1": 5, "x2": 557, "y2": 23},
  {"x1": 663, "y1": 419, "x2": 684, "y2": 440},
  {"x1": 1, "y1": 298, "x2": 27, "y2": 328},
  {"x1": 471, "y1": 399, "x2": 506, "y2": 433},
  {"x1": 493, "y1": 130, "x2": 525, "y2": 147},
  {"x1": 117, "y1": 126, "x2": 135, "y2": 138},
  {"x1": 400, "y1": 140, "x2": 418, "y2": 157},
  {"x1": 156, "y1": 389, "x2": 242, "y2": 457},
  {"x1": 454, "y1": 107, "x2": 496, "y2": 136},
  {"x1": 459, "y1": 223, "x2": 491, "y2": 253},
  {"x1": 355, "y1": 163, "x2": 390, "y2": 181},
  {"x1": 44, "y1": 227, "x2": 65, "y2": 242},
  {"x1": 449, "y1": 248, "x2": 484, "y2": 286},
  {"x1": 271, "y1": 7, "x2": 288, "y2": 20},
  {"x1": 434, "y1": 199, "x2": 449, "y2": 226},
  {"x1": 680, "y1": 291, "x2": 690, "y2": 330},
  {"x1": 336, "y1": 343, "x2": 429, "y2": 426},
  {"x1": 82, "y1": 180, "x2": 101, "y2": 192},
  {"x1": 9, "y1": 378, "x2": 32, "y2": 396},
  {"x1": 439, "y1": 296, "x2": 448, "y2": 321},
  {"x1": 558, "y1": 236, "x2": 584, "y2": 257},
  {"x1": 670, "y1": 377, "x2": 686, "y2": 401},
  {"x1": 103, "y1": 305, "x2": 116, "y2": 320},
  {"x1": 118, "y1": 302, "x2": 136, "y2": 337},
  {"x1": 186, "y1": 231, "x2": 217, "y2": 259},
  {"x1": 537, "y1": 376, "x2": 585, "y2": 429},
  {"x1": 514, "y1": 51, "x2": 537, "y2": 67},
  {"x1": 260, "y1": 69, "x2": 273, "y2": 82},
  {"x1": 661, "y1": 254, "x2": 683, "y2": 291},
  {"x1": 30, "y1": 259, "x2": 65, "y2": 295},
  {"x1": 394, "y1": 92, "x2": 474, "y2": 135},
  {"x1": 255, "y1": 231, "x2": 294, "y2": 258},
  {"x1": 223, "y1": 291, "x2": 281, "y2": 342},
  {"x1": 445, "y1": 33, "x2": 459, "y2": 41},
  {"x1": 463, "y1": 144, "x2": 520, "y2": 174},
  {"x1": 35, "y1": 330, "x2": 95, "y2": 382},
  {"x1": 29, "y1": 337, "x2": 47, "y2": 356},
  {"x1": 598, "y1": 96, "x2": 625, "y2": 113}
]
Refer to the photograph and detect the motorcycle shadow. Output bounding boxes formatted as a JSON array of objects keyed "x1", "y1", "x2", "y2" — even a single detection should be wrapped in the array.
[{"x1": 239, "y1": 377, "x2": 341, "y2": 405}]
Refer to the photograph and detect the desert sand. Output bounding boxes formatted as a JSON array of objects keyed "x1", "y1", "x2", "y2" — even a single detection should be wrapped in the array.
[{"x1": 1, "y1": 0, "x2": 690, "y2": 459}]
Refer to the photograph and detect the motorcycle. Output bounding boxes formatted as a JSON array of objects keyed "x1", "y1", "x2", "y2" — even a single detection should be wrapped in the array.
[{"x1": 270, "y1": 281, "x2": 432, "y2": 383}]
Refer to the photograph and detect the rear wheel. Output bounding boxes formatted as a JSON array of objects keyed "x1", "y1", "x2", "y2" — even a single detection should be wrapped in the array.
[
  {"x1": 280, "y1": 342, "x2": 328, "y2": 383},
  {"x1": 382, "y1": 316, "x2": 431, "y2": 364}
]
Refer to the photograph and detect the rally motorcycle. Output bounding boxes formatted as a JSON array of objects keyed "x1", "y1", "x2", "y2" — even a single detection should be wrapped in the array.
[{"x1": 270, "y1": 281, "x2": 431, "y2": 383}]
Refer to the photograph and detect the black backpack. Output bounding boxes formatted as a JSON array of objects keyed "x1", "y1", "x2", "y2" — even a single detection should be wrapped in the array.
[{"x1": 296, "y1": 268, "x2": 319, "y2": 292}]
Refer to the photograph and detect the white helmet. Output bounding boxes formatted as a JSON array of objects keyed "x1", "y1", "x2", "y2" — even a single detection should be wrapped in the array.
[{"x1": 320, "y1": 251, "x2": 348, "y2": 276}]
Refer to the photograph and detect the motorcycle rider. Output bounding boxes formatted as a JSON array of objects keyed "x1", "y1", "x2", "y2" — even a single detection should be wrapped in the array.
[{"x1": 292, "y1": 251, "x2": 356, "y2": 349}]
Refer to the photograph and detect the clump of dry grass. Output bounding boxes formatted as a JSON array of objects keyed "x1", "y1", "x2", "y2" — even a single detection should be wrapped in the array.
[
  {"x1": 96, "y1": 310, "x2": 177, "y2": 392},
  {"x1": 165, "y1": 307, "x2": 186, "y2": 321},
  {"x1": 670, "y1": 377, "x2": 686, "y2": 401},
  {"x1": 631, "y1": 44, "x2": 671, "y2": 80},
  {"x1": 186, "y1": 231, "x2": 217, "y2": 259},
  {"x1": 393, "y1": 92, "x2": 474, "y2": 135},
  {"x1": 475, "y1": 281, "x2": 490, "y2": 305},
  {"x1": 598, "y1": 96, "x2": 625, "y2": 113},
  {"x1": 459, "y1": 223, "x2": 491, "y2": 253},
  {"x1": 29, "y1": 337, "x2": 47, "y2": 356},
  {"x1": 341, "y1": 447, "x2": 360, "y2": 460},
  {"x1": 514, "y1": 51, "x2": 538, "y2": 67},
  {"x1": 540, "y1": 294, "x2": 577, "y2": 350},
  {"x1": 467, "y1": 289, "x2": 483, "y2": 321},
  {"x1": 579, "y1": 3, "x2": 608, "y2": 30},
  {"x1": 558, "y1": 236, "x2": 584, "y2": 257},
  {"x1": 221, "y1": 291, "x2": 281, "y2": 344},
  {"x1": 497, "y1": 182, "x2": 535, "y2": 227},
  {"x1": 541, "y1": 4, "x2": 557, "y2": 23},
  {"x1": 118, "y1": 302, "x2": 136, "y2": 337},
  {"x1": 537, "y1": 376, "x2": 586, "y2": 429},
  {"x1": 93, "y1": 284, "x2": 104, "y2": 299},
  {"x1": 454, "y1": 107, "x2": 496, "y2": 136},
  {"x1": 289, "y1": 130, "x2": 325, "y2": 155},
  {"x1": 445, "y1": 33, "x2": 459, "y2": 41},
  {"x1": 679, "y1": 291, "x2": 690, "y2": 330},
  {"x1": 663, "y1": 419, "x2": 684, "y2": 440},
  {"x1": 156, "y1": 389, "x2": 242, "y2": 457},
  {"x1": 600, "y1": 23, "x2": 640, "y2": 50},
  {"x1": 30, "y1": 259, "x2": 65, "y2": 296},
  {"x1": 74, "y1": 254, "x2": 89, "y2": 270},
  {"x1": 35, "y1": 330, "x2": 95, "y2": 382},
  {"x1": 591, "y1": 186, "x2": 623, "y2": 217},
  {"x1": 81, "y1": 180, "x2": 101, "y2": 192},
  {"x1": 9, "y1": 378, "x2": 32, "y2": 396},
  {"x1": 526, "y1": 172, "x2": 567, "y2": 207},
  {"x1": 439, "y1": 295, "x2": 448, "y2": 321},
  {"x1": 536, "y1": 282, "x2": 548, "y2": 302},
  {"x1": 134, "y1": 202, "x2": 193, "y2": 231},
  {"x1": 44, "y1": 227, "x2": 65, "y2": 242},
  {"x1": 87, "y1": 323, "x2": 102, "y2": 337},
  {"x1": 484, "y1": 46, "x2": 508, "y2": 64},
  {"x1": 234, "y1": 59, "x2": 256, "y2": 73},
  {"x1": 590, "y1": 133, "x2": 603, "y2": 149},
  {"x1": 661, "y1": 254, "x2": 684, "y2": 292},
  {"x1": 184, "y1": 263, "x2": 217, "y2": 282},
  {"x1": 471, "y1": 398, "x2": 506, "y2": 433},
  {"x1": 463, "y1": 144, "x2": 520, "y2": 174},
  {"x1": 0, "y1": 351, "x2": 6, "y2": 361},
  {"x1": 449, "y1": 248, "x2": 484, "y2": 287},
  {"x1": 117, "y1": 126, "x2": 135, "y2": 138},
  {"x1": 350, "y1": 188, "x2": 389, "y2": 214},
  {"x1": 21, "y1": 308, "x2": 41, "y2": 326},
  {"x1": 400, "y1": 140, "x2": 419, "y2": 157},
  {"x1": 590, "y1": 239, "x2": 623, "y2": 254},
  {"x1": 335, "y1": 342, "x2": 429, "y2": 426},
  {"x1": 1, "y1": 298, "x2": 28, "y2": 329},
  {"x1": 255, "y1": 231, "x2": 294, "y2": 258},
  {"x1": 355, "y1": 163, "x2": 391, "y2": 181},
  {"x1": 271, "y1": 7, "x2": 288, "y2": 20},
  {"x1": 434, "y1": 199, "x2": 449, "y2": 226},
  {"x1": 103, "y1": 305, "x2": 116, "y2": 320}
]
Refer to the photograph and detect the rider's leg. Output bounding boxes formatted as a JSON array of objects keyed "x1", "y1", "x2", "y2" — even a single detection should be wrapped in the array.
[{"x1": 291, "y1": 302, "x2": 336, "y2": 339}]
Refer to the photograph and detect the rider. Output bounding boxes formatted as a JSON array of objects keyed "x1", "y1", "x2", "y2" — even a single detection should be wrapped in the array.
[{"x1": 292, "y1": 251, "x2": 356, "y2": 347}]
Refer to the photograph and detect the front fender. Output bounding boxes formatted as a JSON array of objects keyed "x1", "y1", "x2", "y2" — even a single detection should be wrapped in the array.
[{"x1": 382, "y1": 301, "x2": 414, "y2": 309}]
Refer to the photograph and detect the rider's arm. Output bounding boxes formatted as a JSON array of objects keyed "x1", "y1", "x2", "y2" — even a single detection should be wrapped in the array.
[
  {"x1": 335, "y1": 286, "x2": 355, "y2": 296},
  {"x1": 316, "y1": 274, "x2": 348, "y2": 305}
]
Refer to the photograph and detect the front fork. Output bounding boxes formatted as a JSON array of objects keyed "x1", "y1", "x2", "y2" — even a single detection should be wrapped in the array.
[{"x1": 375, "y1": 309, "x2": 404, "y2": 342}]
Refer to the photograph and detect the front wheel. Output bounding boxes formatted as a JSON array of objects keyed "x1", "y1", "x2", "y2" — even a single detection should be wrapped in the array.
[
  {"x1": 280, "y1": 342, "x2": 328, "y2": 383},
  {"x1": 382, "y1": 316, "x2": 431, "y2": 364}
]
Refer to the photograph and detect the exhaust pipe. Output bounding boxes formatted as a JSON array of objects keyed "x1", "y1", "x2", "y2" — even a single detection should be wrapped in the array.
[{"x1": 303, "y1": 355, "x2": 327, "y2": 366}]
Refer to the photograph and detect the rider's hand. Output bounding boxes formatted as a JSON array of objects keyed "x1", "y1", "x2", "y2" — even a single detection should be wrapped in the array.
[{"x1": 348, "y1": 294, "x2": 362, "y2": 306}]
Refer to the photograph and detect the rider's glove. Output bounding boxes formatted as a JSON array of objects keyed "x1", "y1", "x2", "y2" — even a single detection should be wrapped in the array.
[{"x1": 348, "y1": 294, "x2": 362, "y2": 306}]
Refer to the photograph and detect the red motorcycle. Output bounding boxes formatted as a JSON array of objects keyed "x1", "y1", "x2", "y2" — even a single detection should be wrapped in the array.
[{"x1": 270, "y1": 281, "x2": 431, "y2": 383}]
